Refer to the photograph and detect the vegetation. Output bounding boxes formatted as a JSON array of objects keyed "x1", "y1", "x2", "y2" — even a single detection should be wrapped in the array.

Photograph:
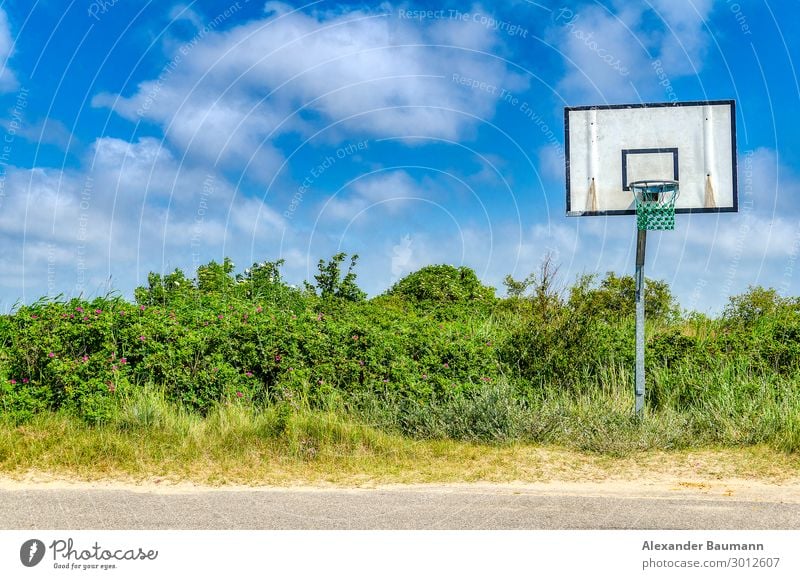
[{"x1": 2, "y1": 251, "x2": 800, "y2": 480}]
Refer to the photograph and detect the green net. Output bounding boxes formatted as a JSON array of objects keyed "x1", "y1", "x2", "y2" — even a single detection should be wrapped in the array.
[{"x1": 631, "y1": 180, "x2": 679, "y2": 231}]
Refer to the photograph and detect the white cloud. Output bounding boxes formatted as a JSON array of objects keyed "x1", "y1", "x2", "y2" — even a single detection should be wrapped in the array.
[
  {"x1": 744, "y1": 147, "x2": 799, "y2": 216},
  {"x1": 552, "y1": 0, "x2": 714, "y2": 102},
  {"x1": 0, "y1": 134, "x2": 291, "y2": 306},
  {"x1": 0, "y1": 167, "x2": 82, "y2": 242},
  {"x1": 322, "y1": 170, "x2": 421, "y2": 221},
  {"x1": 552, "y1": 4, "x2": 644, "y2": 101},
  {"x1": 489, "y1": 146, "x2": 800, "y2": 312},
  {"x1": 648, "y1": 0, "x2": 714, "y2": 75},
  {"x1": 13, "y1": 117, "x2": 74, "y2": 150},
  {"x1": 93, "y1": 3, "x2": 527, "y2": 180},
  {"x1": 537, "y1": 145, "x2": 564, "y2": 182},
  {"x1": 227, "y1": 196, "x2": 285, "y2": 241},
  {"x1": 168, "y1": 4, "x2": 204, "y2": 30},
  {"x1": 90, "y1": 137, "x2": 180, "y2": 202}
]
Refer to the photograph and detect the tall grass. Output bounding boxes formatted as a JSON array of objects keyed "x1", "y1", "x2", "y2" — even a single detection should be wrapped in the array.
[
  {"x1": 348, "y1": 357, "x2": 800, "y2": 455},
  {"x1": 3, "y1": 262, "x2": 800, "y2": 474},
  {"x1": 2, "y1": 358, "x2": 800, "y2": 483}
]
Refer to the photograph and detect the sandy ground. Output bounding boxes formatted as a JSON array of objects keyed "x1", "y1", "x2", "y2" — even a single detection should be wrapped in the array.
[{"x1": 2, "y1": 472, "x2": 799, "y2": 503}]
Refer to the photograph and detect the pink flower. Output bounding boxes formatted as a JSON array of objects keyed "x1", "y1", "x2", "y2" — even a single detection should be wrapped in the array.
[
  {"x1": 31, "y1": 315, "x2": 38, "y2": 319},
  {"x1": 246, "y1": 372, "x2": 253, "y2": 378},
  {"x1": 317, "y1": 379, "x2": 324, "y2": 385},
  {"x1": 112, "y1": 365, "x2": 118, "y2": 371},
  {"x1": 76, "y1": 306, "x2": 83, "y2": 313},
  {"x1": 48, "y1": 352, "x2": 55, "y2": 358},
  {"x1": 23, "y1": 378, "x2": 29, "y2": 384},
  {"x1": 139, "y1": 335, "x2": 146, "y2": 341},
  {"x1": 140, "y1": 305, "x2": 146, "y2": 311},
  {"x1": 422, "y1": 374, "x2": 428, "y2": 379},
  {"x1": 82, "y1": 356, "x2": 89, "y2": 363},
  {"x1": 383, "y1": 379, "x2": 389, "y2": 383},
  {"x1": 9, "y1": 379, "x2": 16, "y2": 385},
  {"x1": 106, "y1": 382, "x2": 116, "y2": 392},
  {"x1": 213, "y1": 367, "x2": 219, "y2": 372},
  {"x1": 352, "y1": 335, "x2": 359, "y2": 341},
  {"x1": 120, "y1": 358, "x2": 127, "y2": 364},
  {"x1": 83, "y1": 316, "x2": 88, "y2": 322},
  {"x1": 218, "y1": 314, "x2": 224, "y2": 320},
  {"x1": 316, "y1": 313, "x2": 323, "y2": 321},
  {"x1": 256, "y1": 306, "x2": 262, "y2": 313},
  {"x1": 95, "y1": 309, "x2": 102, "y2": 314},
  {"x1": 443, "y1": 363, "x2": 449, "y2": 368},
  {"x1": 358, "y1": 360, "x2": 364, "y2": 366},
  {"x1": 275, "y1": 354, "x2": 282, "y2": 362},
  {"x1": 119, "y1": 311, "x2": 125, "y2": 316},
  {"x1": 288, "y1": 367, "x2": 294, "y2": 372},
  {"x1": 236, "y1": 391, "x2": 243, "y2": 398}
]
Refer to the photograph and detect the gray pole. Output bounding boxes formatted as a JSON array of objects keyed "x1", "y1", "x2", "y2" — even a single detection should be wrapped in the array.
[{"x1": 635, "y1": 229, "x2": 647, "y2": 417}]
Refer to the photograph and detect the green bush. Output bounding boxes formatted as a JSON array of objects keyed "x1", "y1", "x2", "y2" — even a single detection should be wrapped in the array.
[
  {"x1": 722, "y1": 286, "x2": 794, "y2": 327},
  {"x1": 2, "y1": 254, "x2": 800, "y2": 453},
  {"x1": 307, "y1": 253, "x2": 366, "y2": 302},
  {"x1": 386, "y1": 264, "x2": 496, "y2": 305},
  {"x1": 568, "y1": 272, "x2": 679, "y2": 322}
]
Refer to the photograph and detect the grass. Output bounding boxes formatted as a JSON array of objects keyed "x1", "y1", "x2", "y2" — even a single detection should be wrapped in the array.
[{"x1": 1, "y1": 381, "x2": 800, "y2": 486}]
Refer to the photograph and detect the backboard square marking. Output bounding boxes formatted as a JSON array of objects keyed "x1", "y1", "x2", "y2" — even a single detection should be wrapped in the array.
[{"x1": 622, "y1": 148, "x2": 679, "y2": 191}]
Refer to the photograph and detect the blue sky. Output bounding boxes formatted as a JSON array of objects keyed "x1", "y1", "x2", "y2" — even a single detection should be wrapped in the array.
[{"x1": 0, "y1": 0, "x2": 798, "y2": 313}]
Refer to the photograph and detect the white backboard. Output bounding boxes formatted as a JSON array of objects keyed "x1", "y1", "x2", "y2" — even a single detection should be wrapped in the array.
[{"x1": 565, "y1": 100, "x2": 738, "y2": 216}]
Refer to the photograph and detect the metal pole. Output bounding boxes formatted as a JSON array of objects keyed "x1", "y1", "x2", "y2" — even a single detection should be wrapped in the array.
[{"x1": 635, "y1": 229, "x2": 647, "y2": 417}]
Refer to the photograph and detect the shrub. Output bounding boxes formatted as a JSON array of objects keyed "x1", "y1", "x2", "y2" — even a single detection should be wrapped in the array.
[
  {"x1": 722, "y1": 286, "x2": 790, "y2": 327},
  {"x1": 503, "y1": 252, "x2": 562, "y2": 320},
  {"x1": 648, "y1": 329, "x2": 699, "y2": 368},
  {"x1": 197, "y1": 257, "x2": 236, "y2": 295},
  {"x1": 308, "y1": 253, "x2": 366, "y2": 302},
  {"x1": 386, "y1": 265, "x2": 496, "y2": 311},
  {"x1": 3, "y1": 253, "x2": 800, "y2": 457},
  {"x1": 568, "y1": 272, "x2": 679, "y2": 322},
  {"x1": 134, "y1": 269, "x2": 194, "y2": 306}
]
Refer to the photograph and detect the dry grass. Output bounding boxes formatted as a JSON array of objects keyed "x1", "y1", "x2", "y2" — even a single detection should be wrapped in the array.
[{"x1": 1, "y1": 410, "x2": 799, "y2": 487}]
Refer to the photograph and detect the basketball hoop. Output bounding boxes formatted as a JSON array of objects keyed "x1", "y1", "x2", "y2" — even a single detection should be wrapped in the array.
[
  {"x1": 630, "y1": 180, "x2": 679, "y2": 231},
  {"x1": 565, "y1": 101, "x2": 738, "y2": 417}
]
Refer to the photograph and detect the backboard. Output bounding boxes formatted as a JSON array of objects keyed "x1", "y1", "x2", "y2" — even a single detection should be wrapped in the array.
[{"x1": 565, "y1": 100, "x2": 737, "y2": 216}]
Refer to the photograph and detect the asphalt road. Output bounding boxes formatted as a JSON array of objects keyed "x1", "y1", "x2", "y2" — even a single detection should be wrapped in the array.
[{"x1": 2, "y1": 482, "x2": 799, "y2": 529}]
